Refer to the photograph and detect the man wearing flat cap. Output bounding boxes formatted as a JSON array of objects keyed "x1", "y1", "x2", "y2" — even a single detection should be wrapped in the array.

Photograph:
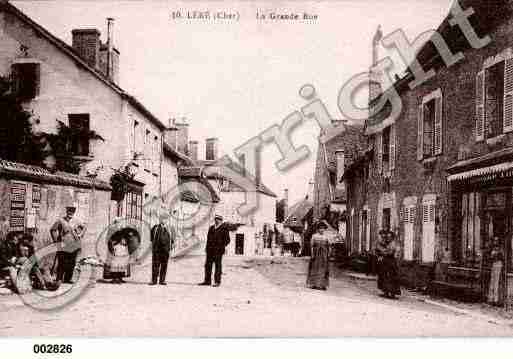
[
  {"x1": 50, "y1": 205, "x2": 80, "y2": 284},
  {"x1": 199, "y1": 214, "x2": 231, "y2": 287}
]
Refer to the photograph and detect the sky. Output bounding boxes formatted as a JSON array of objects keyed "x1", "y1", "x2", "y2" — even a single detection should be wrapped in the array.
[{"x1": 13, "y1": 0, "x2": 452, "y2": 205}]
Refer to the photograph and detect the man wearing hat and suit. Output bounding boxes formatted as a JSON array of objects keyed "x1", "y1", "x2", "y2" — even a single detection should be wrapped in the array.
[
  {"x1": 199, "y1": 214, "x2": 231, "y2": 287},
  {"x1": 50, "y1": 205, "x2": 80, "y2": 284},
  {"x1": 149, "y1": 211, "x2": 175, "y2": 285}
]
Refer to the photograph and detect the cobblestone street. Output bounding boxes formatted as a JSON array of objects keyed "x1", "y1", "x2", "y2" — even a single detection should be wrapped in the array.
[{"x1": 1, "y1": 256, "x2": 513, "y2": 337}]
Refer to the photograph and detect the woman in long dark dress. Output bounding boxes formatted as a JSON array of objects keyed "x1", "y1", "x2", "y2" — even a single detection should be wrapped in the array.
[
  {"x1": 306, "y1": 221, "x2": 330, "y2": 290},
  {"x1": 376, "y1": 226, "x2": 401, "y2": 299}
]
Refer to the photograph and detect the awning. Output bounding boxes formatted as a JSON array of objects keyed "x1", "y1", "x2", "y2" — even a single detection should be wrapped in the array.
[{"x1": 447, "y1": 161, "x2": 513, "y2": 182}]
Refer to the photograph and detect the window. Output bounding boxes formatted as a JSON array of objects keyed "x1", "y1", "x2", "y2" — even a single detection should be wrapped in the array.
[
  {"x1": 461, "y1": 192, "x2": 481, "y2": 263},
  {"x1": 476, "y1": 51, "x2": 513, "y2": 141},
  {"x1": 132, "y1": 120, "x2": 139, "y2": 158},
  {"x1": 144, "y1": 129, "x2": 151, "y2": 170},
  {"x1": 382, "y1": 126, "x2": 390, "y2": 165},
  {"x1": 376, "y1": 125, "x2": 396, "y2": 174},
  {"x1": 485, "y1": 61, "x2": 504, "y2": 138},
  {"x1": 153, "y1": 135, "x2": 159, "y2": 174},
  {"x1": 421, "y1": 195, "x2": 436, "y2": 262},
  {"x1": 11, "y1": 63, "x2": 40, "y2": 100},
  {"x1": 382, "y1": 207, "x2": 391, "y2": 231},
  {"x1": 417, "y1": 89, "x2": 442, "y2": 160},
  {"x1": 68, "y1": 114, "x2": 90, "y2": 156},
  {"x1": 360, "y1": 209, "x2": 370, "y2": 252},
  {"x1": 121, "y1": 191, "x2": 142, "y2": 220}
]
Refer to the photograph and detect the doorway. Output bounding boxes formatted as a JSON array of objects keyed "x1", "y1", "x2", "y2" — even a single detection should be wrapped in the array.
[
  {"x1": 235, "y1": 234, "x2": 244, "y2": 255},
  {"x1": 481, "y1": 190, "x2": 511, "y2": 305}
]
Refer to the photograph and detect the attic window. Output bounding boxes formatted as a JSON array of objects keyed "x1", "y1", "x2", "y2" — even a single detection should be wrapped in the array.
[{"x1": 11, "y1": 62, "x2": 40, "y2": 100}]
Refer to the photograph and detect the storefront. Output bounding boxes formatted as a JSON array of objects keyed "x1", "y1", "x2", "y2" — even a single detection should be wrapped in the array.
[{"x1": 448, "y1": 156, "x2": 513, "y2": 306}]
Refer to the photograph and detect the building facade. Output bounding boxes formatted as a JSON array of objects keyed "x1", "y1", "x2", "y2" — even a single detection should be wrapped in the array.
[
  {"x1": 0, "y1": 2, "x2": 180, "y2": 234},
  {"x1": 313, "y1": 121, "x2": 366, "y2": 239},
  {"x1": 343, "y1": 0, "x2": 513, "y2": 304},
  {"x1": 181, "y1": 138, "x2": 278, "y2": 257}
]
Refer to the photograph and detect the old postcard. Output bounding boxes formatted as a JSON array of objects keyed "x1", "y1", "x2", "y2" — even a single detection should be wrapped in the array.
[{"x1": 0, "y1": 0, "x2": 513, "y2": 350}]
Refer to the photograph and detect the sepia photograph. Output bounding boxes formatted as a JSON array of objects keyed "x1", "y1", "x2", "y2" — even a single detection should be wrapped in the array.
[{"x1": 1, "y1": 0, "x2": 513, "y2": 351}]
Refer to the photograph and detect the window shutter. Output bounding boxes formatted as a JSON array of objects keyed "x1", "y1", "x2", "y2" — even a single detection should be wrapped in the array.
[
  {"x1": 34, "y1": 63, "x2": 41, "y2": 97},
  {"x1": 366, "y1": 209, "x2": 371, "y2": 251},
  {"x1": 434, "y1": 94, "x2": 443, "y2": 155},
  {"x1": 476, "y1": 70, "x2": 485, "y2": 141},
  {"x1": 377, "y1": 132, "x2": 383, "y2": 174},
  {"x1": 359, "y1": 211, "x2": 363, "y2": 252},
  {"x1": 10, "y1": 64, "x2": 20, "y2": 94},
  {"x1": 504, "y1": 57, "x2": 513, "y2": 133},
  {"x1": 417, "y1": 104, "x2": 424, "y2": 160},
  {"x1": 389, "y1": 124, "x2": 396, "y2": 170},
  {"x1": 421, "y1": 199, "x2": 436, "y2": 262}
]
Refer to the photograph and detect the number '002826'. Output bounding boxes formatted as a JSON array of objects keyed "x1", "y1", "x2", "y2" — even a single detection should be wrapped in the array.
[{"x1": 33, "y1": 344, "x2": 72, "y2": 354}]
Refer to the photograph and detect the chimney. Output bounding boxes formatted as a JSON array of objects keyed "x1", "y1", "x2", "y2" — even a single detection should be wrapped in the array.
[
  {"x1": 99, "y1": 18, "x2": 119, "y2": 83},
  {"x1": 206, "y1": 138, "x2": 218, "y2": 161},
  {"x1": 174, "y1": 119, "x2": 189, "y2": 155},
  {"x1": 307, "y1": 179, "x2": 314, "y2": 200},
  {"x1": 335, "y1": 150, "x2": 345, "y2": 191},
  {"x1": 188, "y1": 140, "x2": 198, "y2": 161},
  {"x1": 255, "y1": 146, "x2": 261, "y2": 188},
  {"x1": 72, "y1": 28, "x2": 100, "y2": 68},
  {"x1": 369, "y1": 25, "x2": 383, "y2": 103},
  {"x1": 164, "y1": 118, "x2": 178, "y2": 150},
  {"x1": 283, "y1": 189, "x2": 289, "y2": 219}
]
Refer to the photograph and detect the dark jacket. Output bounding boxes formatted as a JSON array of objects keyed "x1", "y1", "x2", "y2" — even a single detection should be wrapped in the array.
[
  {"x1": 150, "y1": 223, "x2": 174, "y2": 253},
  {"x1": 206, "y1": 223, "x2": 231, "y2": 255},
  {"x1": 0, "y1": 240, "x2": 17, "y2": 268}
]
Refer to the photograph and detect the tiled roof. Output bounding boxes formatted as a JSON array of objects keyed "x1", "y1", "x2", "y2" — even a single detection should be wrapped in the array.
[
  {"x1": 324, "y1": 122, "x2": 366, "y2": 172},
  {"x1": 447, "y1": 146, "x2": 513, "y2": 174},
  {"x1": 179, "y1": 157, "x2": 277, "y2": 198},
  {"x1": 323, "y1": 122, "x2": 366, "y2": 202},
  {"x1": 0, "y1": 159, "x2": 111, "y2": 190},
  {"x1": 177, "y1": 175, "x2": 220, "y2": 203},
  {"x1": 177, "y1": 166, "x2": 202, "y2": 178},
  {"x1": 163, "y1": 143, "x2": 195, "y2": 166},
  {"x1": 366, "y1": 0, "x2": 508, "y2": 132},
  {"x1": 284, "y1": 198, "x2": 313, "y2": 229},
  {"x1": 2, "y1": 1, "x2": 166, "y2": 131}
]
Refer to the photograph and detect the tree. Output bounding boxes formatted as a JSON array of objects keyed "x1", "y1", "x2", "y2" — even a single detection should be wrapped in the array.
[
  {"x1": 0, "y1": 76, "x2": 104, "y2": 174},
  {"x1": 110, "y1": 165, "x2": 136, "y2": 202},
  {"x1": 45, "y1": 120, "x2": 104, "y2": 174},
  {"x1": 0, "y1": 76, "x2": 46, "y2": 166}
]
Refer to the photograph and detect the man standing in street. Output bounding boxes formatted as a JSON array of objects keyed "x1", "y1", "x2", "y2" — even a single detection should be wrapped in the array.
[
  {"x1": 199, "y1": 214, "x2": 231, "y2": 287},
  {"x1": 50, "y1": 205, "x2": 80, "y2": 284},
  {"x1": 150, "y1": 212, "x2": 174, "y2": 285}
]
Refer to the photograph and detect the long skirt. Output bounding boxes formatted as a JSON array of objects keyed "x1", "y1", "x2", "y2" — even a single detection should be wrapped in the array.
[
  {"x1": 103, "y1": 254, "x2": 130, "y2": 280},
  {"x1": 377, "y1": 256, "x2": 401, "y2": 296},
  {"x1": 487, "y1": 261, "x2": 503, "y2": 304},
  {"x1": 306, "y1": 241, "x2": 329, "y2": 290}
]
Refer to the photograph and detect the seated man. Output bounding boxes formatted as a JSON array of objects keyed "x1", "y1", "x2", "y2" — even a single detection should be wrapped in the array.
[
  {"x1": 0, "y1": 232, "x2": 23, "y2": 292},
  {"x1": 1, "y1": 232, "x2": 58, "y2": 293},
  {"x1": 18, "y1": 234, "x2": 60, "y2": 291}
]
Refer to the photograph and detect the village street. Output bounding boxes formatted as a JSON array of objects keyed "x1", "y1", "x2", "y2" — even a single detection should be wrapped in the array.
[{"x1": 1, "y1": 255, "x2": 513, "y2": 337}]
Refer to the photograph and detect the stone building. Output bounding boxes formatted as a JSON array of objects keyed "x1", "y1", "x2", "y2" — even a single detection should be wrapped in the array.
[
  {"x1": 0, "y1": 1, "x2": 181, "y2": 235},
  {"x1": 343, "y1": 0, "x2": 513, "y2": 304},
  {"x1": 312, "y1": 121, "x2": 366, "y2": 238},
  {"x1": 0, "y1": 159, "x2": 111, "y2": 257},
  {"x1": 182, "y1": 138, "x2": 277, "y2": 257}
]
